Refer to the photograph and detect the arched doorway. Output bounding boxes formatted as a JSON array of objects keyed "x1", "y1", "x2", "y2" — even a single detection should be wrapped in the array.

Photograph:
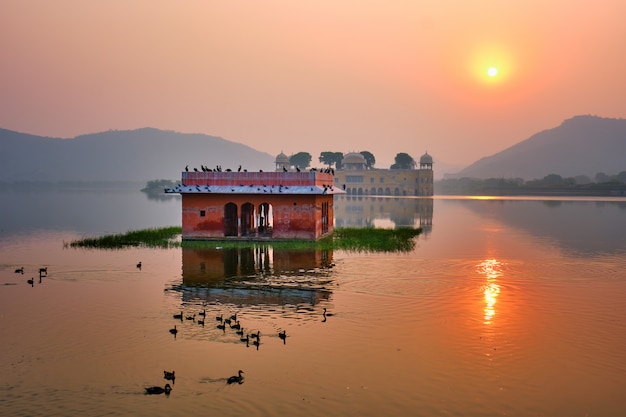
[
  {"x1": 224, "y1": 203, "x2": 238, "y2": 236},
  {"x1": 241, "y1": 202, "x2": 255, "y2": 236},
  {"x1": 258, "y1": 202, "x2": 273, "y2": 237}
]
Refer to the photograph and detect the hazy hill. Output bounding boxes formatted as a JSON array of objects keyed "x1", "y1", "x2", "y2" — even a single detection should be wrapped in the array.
[
  {"x1": 0, "y1": 128, "x2": 275, "y2": 183},
  {"x1": 449, "y1": 116, "x2": 626, "y2": 180}
]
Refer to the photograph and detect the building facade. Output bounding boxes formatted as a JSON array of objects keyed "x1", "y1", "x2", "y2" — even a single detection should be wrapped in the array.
[
  {"x1": 167, "y1": 171, "x2": 344, "y2": 240},
  {"x1": 333, "y1": 152, "x2": 434, "y2": 196}
]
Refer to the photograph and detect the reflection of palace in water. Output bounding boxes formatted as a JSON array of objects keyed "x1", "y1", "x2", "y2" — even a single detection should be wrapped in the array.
[
  {"x1": 334, "y1": 195, "x2": 433, "y2": 234},
  {"x1": 177, "y1": 246, "x2": 334, "y2": 308}
]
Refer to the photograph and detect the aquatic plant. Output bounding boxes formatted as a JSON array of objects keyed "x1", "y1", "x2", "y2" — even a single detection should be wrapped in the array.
[
  {"x1": 67, "y1": 226, "x2": 421, "y2": 252},
  {"x1": 67, "y1": 226, "x2": 182, "y2": 249}
]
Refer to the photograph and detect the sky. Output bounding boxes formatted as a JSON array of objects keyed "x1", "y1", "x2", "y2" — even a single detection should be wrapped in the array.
[{"x1": 1, "y1": 1, "x2": 625, "y2": 169}]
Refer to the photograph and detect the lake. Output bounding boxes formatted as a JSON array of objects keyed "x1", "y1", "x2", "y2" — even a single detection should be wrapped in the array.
[{"x1": 1, "y1": 190, "x2": 625, "y2": 416}]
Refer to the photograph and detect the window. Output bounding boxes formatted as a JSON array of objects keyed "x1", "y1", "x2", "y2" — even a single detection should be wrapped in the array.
[{"x1": 200, "y1": 210, "x2": 206, "y2": 217}]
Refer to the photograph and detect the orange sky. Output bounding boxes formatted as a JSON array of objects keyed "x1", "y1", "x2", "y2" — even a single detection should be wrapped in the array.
[{"x1": 1, "y1": 1, "x2": 625, "y2": 169}]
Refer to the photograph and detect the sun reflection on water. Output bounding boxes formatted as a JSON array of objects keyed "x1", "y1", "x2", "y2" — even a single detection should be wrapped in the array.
[{"x1": 478, "y1": 259, "x2": 502, "y2": 324}]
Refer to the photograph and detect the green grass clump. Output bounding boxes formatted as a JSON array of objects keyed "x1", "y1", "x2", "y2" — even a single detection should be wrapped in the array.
[
  {"x1": 68, "y1": 226, "x2": 182, "y2": 249},
  {"x1": 331, "y1": 227, "x2": 422, "y2": 252},
  {"x1": 67, "y1": 226, "x2": 421, "y2": 252}
]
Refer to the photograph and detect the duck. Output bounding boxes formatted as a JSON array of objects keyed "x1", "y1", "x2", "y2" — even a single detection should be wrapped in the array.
[
  {"x1": 198, "y1": 309, "x2": 206, "y2": 317},
  {"x1": 323, "y1": 308, "x2": 334, "y2": 317},
  {"x1": 278, "y1": 330, "x2": 287, "y2": 341},
  {"x1": 39, "y1": 267, "x2": 48, "y2": 275},
  {"x1": 145, "y1": 384, "x2": 172, "y2": 395},
  {"x1": 185, "y1": 314, "x2": 196, "y2": 321},
  {"x1": 197, "y1": 319, "x2": 205, "y2": 326},
  {"x1": 230, "y1": 321, "x2": 241, "y2": 330},
  {"x1": 27, "y1": 278, "x2": 34, "y2": 286},
  {"x1": 163, "y1": 371, "x2": 175, "y2": 381},
  {"x1": 169, "y1": 325, "x2": 178, "y2": 337},
  {"x1": 250, "y1": 331, "x2": 260, "y2": 340},
  {"x1": 240, "y1": 334, "x2": 249, "y2": 343},
  {"x1": 217, "y1": 322, "x2": 226, "y2": 331},
  {"x1": 136, "y1": 261, "x2": 142, "y2": 269},
  {"x1": 14, "y1": 267, "x2": 24, "y2": 274},
  {"x1": 227, "y1": 370, "x2": 244, "y2": 384},
  {"x1": 229, "y1": 313, "x2": 237, "y2": 321},
  {"x1": 235, "y1": 327, "x2": 244, "y2": 336},
  {"x1": 173, "y1": 311, "x2": 183, "y2": 321},
  {"x1": 215, "y1": 314, "x2": 223, "y2": 322}
]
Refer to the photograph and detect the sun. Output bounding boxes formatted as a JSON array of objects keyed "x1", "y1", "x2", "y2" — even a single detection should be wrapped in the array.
[{"x1": 487, "y1": 67, "x2": 498, "y2": 77}]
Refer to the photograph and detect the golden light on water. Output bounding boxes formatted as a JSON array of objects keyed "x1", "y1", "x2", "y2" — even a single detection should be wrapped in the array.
[{"x1": 478, "y1": 259, "x2": 503, "y2": 324}]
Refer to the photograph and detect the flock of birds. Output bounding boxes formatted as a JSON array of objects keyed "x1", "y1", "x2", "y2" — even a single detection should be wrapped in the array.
[
  {"x1": 14, "y1": 266, "x2": 48, "y2": 286},
  {"x1": 168, "y1": 309, "x2": 288, "y2": 350},
  {"x1": 183, "y1": 164, "x2": 336, "y2": 175}
]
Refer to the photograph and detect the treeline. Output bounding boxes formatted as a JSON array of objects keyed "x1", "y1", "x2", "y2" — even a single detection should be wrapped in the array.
[
  {"x1": 289, "y1": 151, "x2": 417, "y2": 170},
  {"x1": 437, "y1": 171, "x2": 626, "y2": 196}
]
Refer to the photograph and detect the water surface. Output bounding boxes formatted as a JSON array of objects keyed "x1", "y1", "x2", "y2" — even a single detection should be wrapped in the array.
[{"x1": 1, "y1": 191, "x2": 625, "y2": 416}]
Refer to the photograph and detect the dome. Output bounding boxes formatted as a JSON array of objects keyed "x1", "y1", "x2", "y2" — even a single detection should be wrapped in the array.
[
  {"x1": 419, "y1": 152, "x2": 433, "y2": 164},
  {"x1": 275, "y1": 152, "x2": 290, "y2": 164},
  {"x1": 343, "y1": 152, "x2": 367, "y2": 164}
]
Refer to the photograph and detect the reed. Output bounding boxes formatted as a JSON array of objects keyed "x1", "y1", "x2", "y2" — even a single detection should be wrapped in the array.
[
  {"x1": 67, "y1": 226, "x2": 421, "y2": 252},
  {"x1": 67, "y1": 226, "x2": 182, "y2": 249}
]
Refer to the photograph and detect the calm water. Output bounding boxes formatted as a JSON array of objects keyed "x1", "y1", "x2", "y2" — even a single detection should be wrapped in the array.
[{"x1": 1, "y1": 190, "x2": 626, "y2": 416}]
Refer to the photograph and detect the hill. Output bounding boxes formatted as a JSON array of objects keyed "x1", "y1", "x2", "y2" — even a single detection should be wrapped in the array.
[
  {"x1": 449, "y1": 116, "x2": 626, "y2": 180},
  {"x1": 0, "y1": 128, "x2": 275, "y2": 183}
]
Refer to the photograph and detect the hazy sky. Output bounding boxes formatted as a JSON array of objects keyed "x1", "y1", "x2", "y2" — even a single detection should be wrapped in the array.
[{"x1": 2, "y1": 1, "x2": 625, "y2": 168}]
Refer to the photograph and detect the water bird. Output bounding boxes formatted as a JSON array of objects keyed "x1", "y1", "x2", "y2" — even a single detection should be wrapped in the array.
[
  {"x1": 323, "y1": 308, "x2": 334, "y2": 317},
  {"x1": 227, "y1": 370, "x2": 244, "y2": 384},
  {"x1": 278, "y1": 330, "x2": 287, "y2": 342},
  {"x1": 217, "y1": 322, "x2": 226, "y2": 331},
  {"x1": 240, "y1": 334, "x2": 249, "y2": 343},
  {"x1": 15, "y1": 267, "x2": 24, "y2": 274},
  {"x1": 186, "y1": 314, "x2": 196, "y2": 321},
  {"x1": 173, "y1": 311, "x2": 183, "y2": 321},
  {"x1": 39, "y1": 267, "x2": 47, "y2": 275},
  {"x1": 229, "y1": 313, "x2": 237, "y2": 321},
  {"x1": 223, "y1": 318, "x2": 231, "y2": 325},
  {"x1": 215, "y1": 314, "x2": 223, "y2": 322},
  {"x1": 230, "y1": 321, "x2": 241, "y2": 330},
  {"x1": 145, "y1": 384, "x2": 172, "y2": 395},
  {"x1": 250, "y1": 331, "x2": 260, "y2": 340},
  {"x1": 198, "y1": 309, "x2": 206, "y2": 317},
  {"x1": 197, "y1": 319, "x2": 205, "y2": 326},
  {"x1": 169, "y1": 325, "x2": 178, "y2": 337},
  {"x1": 235, "y1": 326, "x2": 244, "y2": 336},
  {"x1": 136, "y1": 261, "x2": 142, "y2": 269},
  {"x1": 27, "y1": 278, "x2": 34, "y2": 286},
  {"x1": 163, "y1": 371, "x2": 175, "y2": 382}
]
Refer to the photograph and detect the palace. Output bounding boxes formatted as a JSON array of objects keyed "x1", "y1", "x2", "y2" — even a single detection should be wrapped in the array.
[{"x1": 332, "y1": 152, "x2": 434, "y2": 196}]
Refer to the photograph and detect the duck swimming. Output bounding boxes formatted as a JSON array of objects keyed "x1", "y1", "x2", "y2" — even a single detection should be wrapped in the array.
[
  {"x1": 15, "y1": 267, "x2": 24, "y2": 274},
  {"x1": 145, "y1": 384, "x2": 172, "y2": 395},
  {"x1": 173, "y1": 311, "x2": 183, "y2": 321},
  {"x1": 227, "y1": 370, "x2": 244, "y2": 384},
  {"x1": 163, "y1": 371, "x2": 175, "y2": 382},
  {"x1": 169, "y1": 325, "x2": 178, "y2": 337}
]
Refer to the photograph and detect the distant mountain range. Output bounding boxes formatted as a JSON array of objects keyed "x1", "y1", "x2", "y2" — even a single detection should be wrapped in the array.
[
  {"x1": 2, "y1": 115, "x2": 624, "y2": 184},
  {"x1": 0, "y1": 128, "x2": 275, "y2": 183},
  {"x1": 448, "y1": 115, "x2": 626, "y2": 180}
]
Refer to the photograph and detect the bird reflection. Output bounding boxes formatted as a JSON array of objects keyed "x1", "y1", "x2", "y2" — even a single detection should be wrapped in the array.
[{"x1": 164, "y1": 371, "x2": 175, "y2": 384}]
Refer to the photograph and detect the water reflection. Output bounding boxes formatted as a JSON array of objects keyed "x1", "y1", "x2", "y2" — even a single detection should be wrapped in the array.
[
  {"x1": 334, "y1": 195, "x2": 433, "y2": 233},
  {"x1": 478, "y1": 259, "x2": 503, "y2": 324},
  {"x1": 170, "y1": 246, "x2": 335, "y2": 312}
]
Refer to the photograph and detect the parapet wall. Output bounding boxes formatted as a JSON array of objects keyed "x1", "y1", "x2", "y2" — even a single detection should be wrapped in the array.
[{"x1": 182, "y1": 171, "x2": 334, "y2": 187}]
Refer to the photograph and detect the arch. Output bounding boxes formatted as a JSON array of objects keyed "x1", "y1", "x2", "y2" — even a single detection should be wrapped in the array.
[
  {"x1": 258, "y1": 202, "x2": 273, "y2": 237},
  {"x1": 394, "y1": 187, "x2": 400, "y2": 196},
  {"x1": 224, "y1": 203, "x2": 238, "y2": 236},
  {"x1": 241, "y1": 203, "x2": 255, "y2": 236},
  {"x1": 371, "y1": 187, "x2": 377, "y2": 195},
  {"x1": 357, "y1": 188, "x2": 363, "y2": 195},
  {"x1": 385, "y1": 187, "x2": 391, "y2": 195},
  {"x1": 377, "y1": 187, "x2": 384, "y2": 195}
]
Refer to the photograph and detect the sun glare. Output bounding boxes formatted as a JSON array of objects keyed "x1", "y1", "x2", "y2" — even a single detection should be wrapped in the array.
[{"x1": 487, "y1": 67, "x2": 498, "y2": 77}]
